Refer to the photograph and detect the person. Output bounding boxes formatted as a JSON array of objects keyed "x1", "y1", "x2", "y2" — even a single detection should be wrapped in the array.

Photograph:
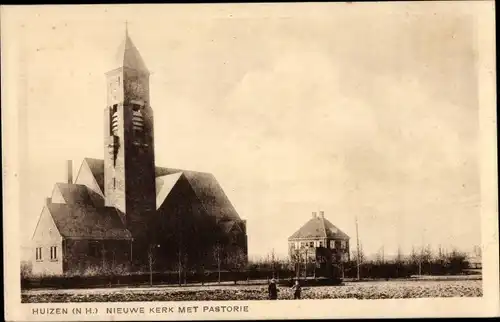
[
  {"x1": 291, "y1": 279, "x2": 302, "y2": 299},
  {"x1": 268, "y1": 278, "x2": 278, "y2": 300}
]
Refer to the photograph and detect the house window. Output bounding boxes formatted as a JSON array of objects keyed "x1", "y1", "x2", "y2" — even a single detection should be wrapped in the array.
[
  {"x1": 341, "y1": 241, "x2": 347, "y2": 249},
  {"x1": 50, "y1": 246, "x2": 58, "y2": 261},
  {"x1": 309, "y1": 241, "x2": 314, "y2": 248},
  {"x1": 35, "y1": 247, "x2": 42, "y2": 261},
  {"x1": 290, "y1": 243, "x2": 295, "y2": 250},
  {"x1": 88, "y1": 241, "x2": 100, "y2": 257},
  {"x1": 319, "y1": 241, "x2": 324, "y2": 248}
]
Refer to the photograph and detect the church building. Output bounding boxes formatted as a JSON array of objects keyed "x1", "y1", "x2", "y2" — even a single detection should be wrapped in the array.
[{"x1": 30, "y1": 27, "x2": 248, "y2": 276}]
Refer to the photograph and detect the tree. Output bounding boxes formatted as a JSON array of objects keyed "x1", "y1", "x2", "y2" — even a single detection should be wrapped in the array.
[
  {"x1": 213, "y1": 243, "x2": 225, "y2": 284},
  {"x1": 270, "y1": 249, "x2": 276, "y2": 278},
  {"x1": 148, "y1": 244, "x2": 161, "y2": 287},
  {"x1": 226, "y1": 247, "x2": 247, "y2": 272},
  {"x1": 351, "y1": 244, "x2": 365, "y2": 280}
]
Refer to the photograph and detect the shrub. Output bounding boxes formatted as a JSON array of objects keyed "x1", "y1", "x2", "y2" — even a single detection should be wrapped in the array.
[{"x1": 20, "y1": 261, "x2": 33, "y2": 279}]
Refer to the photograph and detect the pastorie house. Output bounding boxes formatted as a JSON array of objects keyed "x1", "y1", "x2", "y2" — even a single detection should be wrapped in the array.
[
  {"x1": 30, "y1": 28, "x2": 248, "y2": 276},
  {"x1": 288, "y1": 211, "x2": 350, "y2": 277}
]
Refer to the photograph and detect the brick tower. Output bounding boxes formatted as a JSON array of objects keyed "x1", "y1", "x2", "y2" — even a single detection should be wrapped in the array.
[{"x1": 103, "y1": 25, "x2": 156, "y2": 242}]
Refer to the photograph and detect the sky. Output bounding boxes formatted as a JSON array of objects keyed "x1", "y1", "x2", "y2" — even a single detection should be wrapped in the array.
[{"x1": 11, "y1": 3, "x2": 481, "y2": 259}]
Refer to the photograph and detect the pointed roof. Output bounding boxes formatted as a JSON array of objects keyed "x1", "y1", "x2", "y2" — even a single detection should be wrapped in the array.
[
  {"x1": 289, "y1": 215, "x2": 350, "y2": 241},
  {"x1": 155, "y1": 172, "x2": 183, "y2": 210},
  {"x1": 111, "y1": 24, "x2": 149, "y2": 73},
  {"x1": 74, "y1": 158, "x2": 242, "y2": 222},
  {"x1": 84, "y1": 158, "x2": 105, "y2": 194},
  {"x1": 47, "y1": 202, "x2": 132, "y2": 240},
  {"x1": 155, "y1": 167, "x2": 242, "y2": 222},
  {"x1": 54, "y1": 183, "x2": 94, "y2": 205}
]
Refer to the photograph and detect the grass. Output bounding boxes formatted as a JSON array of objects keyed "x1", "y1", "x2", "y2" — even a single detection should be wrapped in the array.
[{"x1": 22, "y1": 279, "x2": 482, "y2": 302}]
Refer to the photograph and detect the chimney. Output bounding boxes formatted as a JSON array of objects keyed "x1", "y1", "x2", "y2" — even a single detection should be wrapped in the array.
[
  {"x1": 312, "y1": 212, "x2": 317, "y2": 219},
  {"x1": 67, "y1": 160, "x2": 73, "y2": 184},
  {"x1": 45, "y1": 197, "x2": 51, "y2": 205},
  {"x1": 319, "y1": 211, "x2": 325, "y2": 218}
]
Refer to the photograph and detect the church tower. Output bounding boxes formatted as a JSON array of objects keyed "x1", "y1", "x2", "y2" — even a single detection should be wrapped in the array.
[{"x1": 104, "y1": 25, "x2": 156, "y2": 237}]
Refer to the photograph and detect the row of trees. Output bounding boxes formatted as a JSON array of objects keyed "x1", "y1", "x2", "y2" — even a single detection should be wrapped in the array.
[{"x1": 247, "y1": 246, "x2": 477, "y2": 279}]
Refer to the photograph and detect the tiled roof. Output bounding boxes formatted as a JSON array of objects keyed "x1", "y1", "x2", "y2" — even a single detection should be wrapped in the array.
[
  {"x1": 156, "y1": 166, "x2": 241, "y2": 221},
  {"x1": 182, "y1": 170, "x2": 241, "y2": 221},
  {"x1": 47, "y1": 202, "x2": 132, "y2": 239},
  {"x1": 55, "y1": 183, "x2": 94, "y2": 205},
  {"x1": 84, "y1": 158, "x2": 105, "y2": 194},
  {"x1": 80, "y1": 159, "x2": 242, "y2": 222},
  {"x1": 289, "y1": 216, "x2": 349, "y2": 241}
]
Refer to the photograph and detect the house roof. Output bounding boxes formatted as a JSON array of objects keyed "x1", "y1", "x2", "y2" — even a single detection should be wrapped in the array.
[
  {"x1": 55, "y1": 183, "x2": 94, "y2": 205},
  {"x1": 289, "y1": 216, "x2": 350, "y2": 241},
  {"x1": 47, "y1": 202, "x2": 132, "y2": 239},
  {"x1": 41, "y1": 158, "x2": 242, "y2": 239}
]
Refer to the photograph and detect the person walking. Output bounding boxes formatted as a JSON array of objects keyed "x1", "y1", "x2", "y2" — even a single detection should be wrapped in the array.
[
  {"x1": 268, "y1": 278, "x2": 278, "y2": 300},
  {"x1": 291, "y1": 279, "x2": 302, "y2": 299}
]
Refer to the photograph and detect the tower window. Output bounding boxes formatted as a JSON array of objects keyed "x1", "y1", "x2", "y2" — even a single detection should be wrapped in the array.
[{"x1": 132, "y1": 105, "x2": 145, "y2": 142}]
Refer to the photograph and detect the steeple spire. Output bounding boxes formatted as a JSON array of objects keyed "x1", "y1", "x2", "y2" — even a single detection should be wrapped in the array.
[{"x1": 109, "y1": 21, "x2": 149, "y2": 74}]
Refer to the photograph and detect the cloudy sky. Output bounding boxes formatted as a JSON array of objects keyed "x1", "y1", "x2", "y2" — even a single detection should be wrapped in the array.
[{"x1": 11, "y1": 3, "x2": 480, "y2": 259}]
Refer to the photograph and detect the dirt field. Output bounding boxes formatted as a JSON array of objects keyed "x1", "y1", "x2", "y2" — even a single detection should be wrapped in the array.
[{"x1": 22, "y1": 279, "x2": 482, "y2": 302}]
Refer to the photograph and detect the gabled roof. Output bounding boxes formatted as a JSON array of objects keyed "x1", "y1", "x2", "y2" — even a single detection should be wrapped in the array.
[
  {"x1": 79, "y1": 159, "x2": 242, "y2": 222},
  {"x1": 156, "y1": 166, "x2": 241, "y2": 221},
  {"x1": 182, "y1": 170, "x2": 241, "y2": 221},
  {"x1": 155, "y1": 172, "x2": 183, "y2": 210},
  {"x1": 84, "y1": 158, "x2": 105, "y2": 194},
  {"x1": 54, "y1": 183, "x2": 94, "y2": 205},
  {"x1": 289, "y1": 216, "x2": 349, "y2": 241},
  {"x1": 47, "y1": 202, "x2": 132, "y2": 239}
]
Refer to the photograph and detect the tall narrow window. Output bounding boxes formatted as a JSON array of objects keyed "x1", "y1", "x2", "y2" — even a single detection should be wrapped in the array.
[
  {"x1": 113, "y1": 177, "x2": 116, "y2": 189},
  {"x1": 50, "y1": 246, "x2": 58, "y2": 261},
  {"x1": 88, "y1": 241, "x2": 100, "y2": 257},
  {"x1": 132, "y1": 104, "x2": 145, "y2": 144},
  {"x1": 35, "y1": 247, "x2": 42, "y2": 261}
]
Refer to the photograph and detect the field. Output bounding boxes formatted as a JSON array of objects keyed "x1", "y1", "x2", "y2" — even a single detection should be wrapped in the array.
[{"x1": 22, "y1": 279, "x2": 482, "y2": 302}]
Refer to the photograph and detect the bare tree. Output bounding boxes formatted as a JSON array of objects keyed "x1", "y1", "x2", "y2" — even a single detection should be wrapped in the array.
[
  {"x1": 351, "y1": 243, "x2": 365, "y2": 280},
  {"x1": 148, "y1": 244, "x2": 160, "y2": 287},
  {"x1": 271, "y1": 249, "x2": 276, "y2": 278},
  {"x1": 213, "y1": 243, "x2": 224, "y2": 284}
]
